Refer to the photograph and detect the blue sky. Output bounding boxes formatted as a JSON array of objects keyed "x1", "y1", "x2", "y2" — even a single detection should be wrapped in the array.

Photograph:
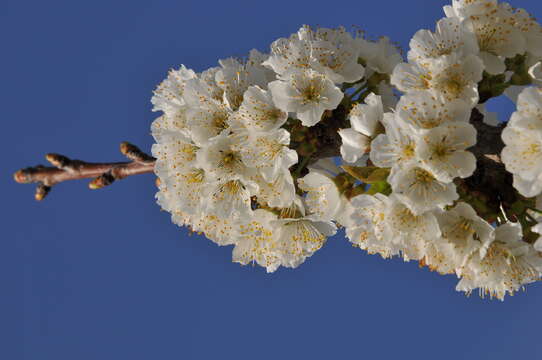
[{"x1": 4, "y1": 0, "x2": 542, "y2": 359}]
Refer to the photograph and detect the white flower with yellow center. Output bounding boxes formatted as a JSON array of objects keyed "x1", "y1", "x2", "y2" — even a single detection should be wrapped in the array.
[
  {"x1": 151, "y1": 65, "x2": 197, "y2": 114},
  {"x1": 357, "y1": 36, "x2": 403, "y2": 75},
  {"x1": 385, "y1": 195, "x2": 442, "y2": 261},
  {"x1": 152, "y1": 128, "x2": 207, "y2": 214},
  {"x1": 347, "y1": 193, "x2": 442, "y2": 261},
  {"x1": 345, "y1": 194, "x2": 400, "y2": 259},
  {"x1": 161, "y1": 166, "x2": 208, "y2": 215},
  {"x1": 501, "y1": 88, "x2": 542, "y2": 197},
  {"x1": 252, "y1": 170, "x2": 296, "y2": 208},
  {"x1": 183, "y1": 78, "x2": 233, "y2": 145},
  {"x1": 389, "y1": 163, "x2": 459, "y2": 215},
  {"x1": 236, "y1": 129, "x2": 298, "y2": 182},
  {"x1": 369, "y1": 113, "x2": 418, "y2": 174},
  {"x1": 408, "y1": 17, "x2": 479, "y2": 67},
  {"x1": 192, "y1": 134, "x2": 257, "y2": 218},
  {"x1": 463, "y1": 12, "x2": 526, "y2": 74},
  {"x1": 501, "y1": 126, "x2": 542, "y2": 197},
  {"x1": 264, "y1": 25, "x2": 365, "y2": 85},
  {"x1": 396, "y1": 92, "x2": 471, "y2": 133},
  {"x1": 504, "y1": 5, "x2": 542, "y2": 57},
  {"x1": 391, "y1": 53, "x2": 484, "y2": 106},
  {"x1": 151, "y1": 66, "x2": 199, "y2": 143},
  {"x1": 215, "y1": 50, "x2": 273, "y2": 111},
  {"x1": 272, "y1": 214, "x2": 336, "y2": 269},
  {"x1": 339, "y1": 93, "x2": 383, "y2": 163},
  {"x1": 416, "y1": 122, "x2": 477, "y2": 183},
  {"x1": 268, "y1": 69, "x2": 343, "y2": 127},
  {"x1": 232, "y1": 209, "x2": 283, "y2": 273},
  {"x1": 298, "y1": 26, "x2": 365, "y2": 84},
  {"x1": 514, "y1": 86, "x2": 542, "y2": 125},
  {"x1": 443, "y1": 0, "x2": 498, "y2": 19},
  {"x1": 206, "y1": 177, "x2": 257, "y2": 219},
  {"x1": 297, "y1": 170, "x2": 341, "y2": 222},
  {"x1": 150, "y1": 110, "x2": 193, "y2": 144},
  {"x1": 434, "y1": 202, "x2": 494, "y2": 274},
  {"x1": 196, "y1": 133, "x2": 255, "y2": 183},
  {"x1": 198, "y1": 67, "x2": 225, "y2": 102},
  {"x1": 263, "y1": 32, "x2": 312, "y2": 76},
  {"x1": 190, "y1": 212, "x2": 237, "y2": 246},
  {"x1": 457, "y1": 222, "x2": 542, "y2": 300},
  {"x1": 235, "y1": 86, "x2": 288, "y2": 132}
]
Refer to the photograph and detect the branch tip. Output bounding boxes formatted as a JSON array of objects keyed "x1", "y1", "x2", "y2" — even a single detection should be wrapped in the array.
[
  {"x1": 35, "y1": 183, "x2": 51, "y2": 201},
  {"x1": 14, "y1": 169, "x2": 30, "y2": 184},
  {"x1": 45, "y1": 153, "x2": 72, "y2": 169},
  {"x1": 120, "y1": 141, "x2": 155, "y2": 163}
]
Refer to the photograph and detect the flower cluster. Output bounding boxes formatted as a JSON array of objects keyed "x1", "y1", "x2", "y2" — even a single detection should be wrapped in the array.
[
  {"x1": 341, "y1": 0, "x2": 542, "y2": 300},
  {"x1": 151, "y1": 0, "x2": 542, "y2": 300},
  {"x1": 151, "y1": 26, "x2": 400, "y2": 272}
]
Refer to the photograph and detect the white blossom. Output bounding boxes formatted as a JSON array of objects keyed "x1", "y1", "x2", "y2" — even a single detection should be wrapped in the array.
[
  {"x1": 370, "y1": 113, "x2": 418, "y2": 172},
  {"x1": 151, "y1": 65, "x2": 197, "y2": 114},
  {"x1": 268, "y1": 69, "x2": 343, "y2": 126},
  {"x1": 444, "y1": 0, "x2": 498, "y2": 20},
  {"x1": 235, "y1": 86, "x2": 288, "y2": 132},
  {"x1": 499, "y1": 3, "x2": 542, "y2": 57},
  {"x1": 191, "y1": 213, "x2": 237, "y2": 246},
  {"x1": 416, "y1": 122, "x2": 477, "y2": 182},
  {"x1": 388, "y1": 163, "x2": 459, "y2": 215},
  {"x1": 183, "y1": 78, "x2": 232, "y2": 145},
  {"x1": 396, "y1": 92, "x2": 471, "y2": 132},
  {"x1": 297, "y1": 170, "x2": 341, "y2": 222},
  {"x1": 339, "y1": 93, "x2": 383, "y2": 163},
  {"x1": 457, "y1": 222, "x2": 542, "y2": 300},
  {"x1": 501, "y1": 87, "x2": 542, "y2": 197},
  {"x1": 232, "y1": 209, "x2": 283, "y2": 273},
  {"x1": 263, "y1": 32, "x2": 311, "y2": 76},
  {"x1": 265, "y1": 25, "x2": 365, "y2": 84},
  {"x1": 147, "y1": 4, "x2": 542, "y2": 294},
  {"x1": 463, "y1": 12, "x2": 526, "y2": 74},
  {"x1": 205, "y1": 178, "x2": 257, "y2": 218},
  {"x1": 215, "y1": 51, "x2": 272, "y2": 110},
  {"x1": 196, "y1": 134, "x2": 248, "y2": 180},
  {"x1": 408, "y1": 17, "x2": 479, "y2": 66},
  {"x1": 357, "y1": 36, "x2": 402, "y2": 75},
  {"x1": 433, "y1": 202, "x2": 494, "y2": 274},
  {"x1": 298, "y1": 26, "x2": 365, "y2": 84},
  {"x1": 252, "y1": 170, "x2": 296, "y2": 208},
  {"x1": 346, "y1": 193, "x2": 441, "y2": 260},
  {"x1": 391, "y1": 53, "x2": 484, "y2": 106},
  {"x1": 346, "y1": 194, "x2": 400, "y2": 258},
  {"x1": 236, "y1": 129, "x2": 298, "y2": 182},
  {"x1": 272, "y1": 215, "x2": 336, "y2": 268}
]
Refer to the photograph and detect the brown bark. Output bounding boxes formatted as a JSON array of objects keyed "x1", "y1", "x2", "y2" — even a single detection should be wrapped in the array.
[
  {"x1": 13, "y1": 142, "x2": 155, "y2": 200},
  {"x1": 463, "y1": 108, "x2": 517, "y2": 207}
]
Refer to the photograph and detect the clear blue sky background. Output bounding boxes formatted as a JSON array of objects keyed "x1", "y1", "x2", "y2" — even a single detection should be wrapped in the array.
[{"x1": 3, "y1": 0, "x2": 542, "y2": 359}]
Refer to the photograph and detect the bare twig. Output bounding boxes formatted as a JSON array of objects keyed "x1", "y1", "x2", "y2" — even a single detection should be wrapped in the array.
[{"x1": 13, "y1": 142, "x2": 155, "y2": 201}]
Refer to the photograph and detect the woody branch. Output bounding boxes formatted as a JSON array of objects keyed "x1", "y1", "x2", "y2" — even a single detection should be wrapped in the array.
[{"x1": 13, "y1": 142, "x2": 156, "y2": 201}]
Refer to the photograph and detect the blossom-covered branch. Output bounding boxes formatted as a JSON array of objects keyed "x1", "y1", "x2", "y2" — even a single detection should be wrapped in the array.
[
  {"x1": 13, "y1": 0, "x2": 542, "y2": 300},
  {"x1": 14, "y1": 142, "x2": 155, "y2": 200}
]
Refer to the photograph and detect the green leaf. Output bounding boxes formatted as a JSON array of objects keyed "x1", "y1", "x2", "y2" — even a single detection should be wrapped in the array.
[
  {"x1": 366, "y1": 168, "x2": 390, "y2": 183},
  {"x1": 341, "y1": 166, "x2": 390, "y2": 184},
  {"x1": 366, "y1": 181, "x2": 391, "y2": 196}
]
